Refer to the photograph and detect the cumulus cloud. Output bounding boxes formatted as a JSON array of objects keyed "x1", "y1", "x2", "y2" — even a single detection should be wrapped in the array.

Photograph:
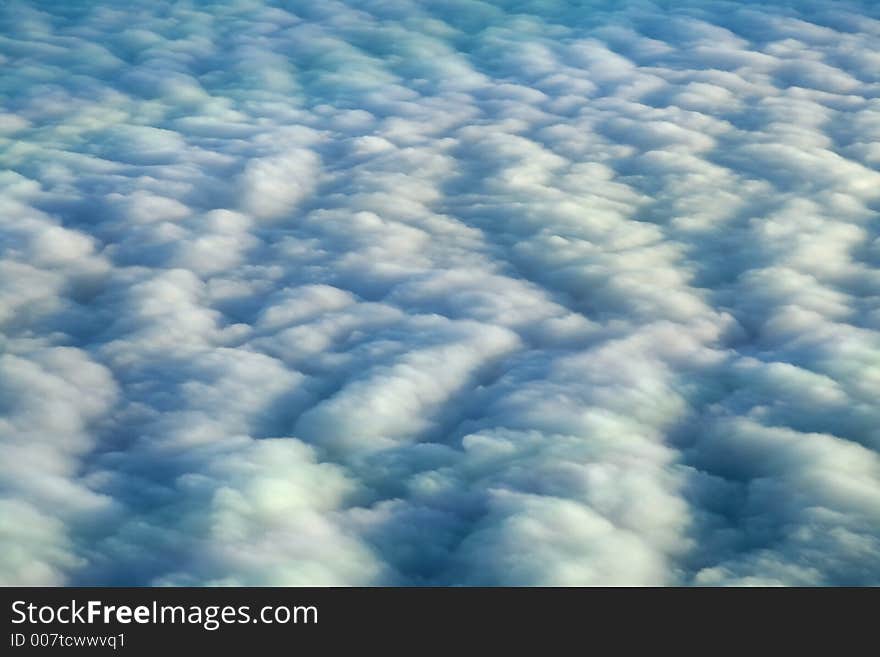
[{"x1": 1, "y1": 0, "x2": 879, "y2": 586}]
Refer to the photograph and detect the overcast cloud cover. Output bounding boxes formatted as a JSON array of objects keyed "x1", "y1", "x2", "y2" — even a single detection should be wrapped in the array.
[{"x1": 1, "y1": 0, "x2": 880, "y2": 586}]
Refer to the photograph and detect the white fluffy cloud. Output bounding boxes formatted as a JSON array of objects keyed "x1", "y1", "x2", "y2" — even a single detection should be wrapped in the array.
[{"x1": 1, "y1": 0, "x2": 879, "y2": 586}]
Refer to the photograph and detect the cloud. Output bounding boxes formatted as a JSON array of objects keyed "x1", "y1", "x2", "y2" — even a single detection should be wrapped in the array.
[{"x1": 1, "y1": 0, "x2": 879, "y2": 586}]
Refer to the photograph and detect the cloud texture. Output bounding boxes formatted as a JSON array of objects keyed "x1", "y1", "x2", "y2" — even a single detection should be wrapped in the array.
[{"x1": 1, "y1": 0, "x2": 880, "y2": 586}]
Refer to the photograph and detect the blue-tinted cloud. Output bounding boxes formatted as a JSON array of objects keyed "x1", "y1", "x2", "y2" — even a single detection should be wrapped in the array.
[{"x1": 1, "y1": 0, "x2": 879, "y2": 586}]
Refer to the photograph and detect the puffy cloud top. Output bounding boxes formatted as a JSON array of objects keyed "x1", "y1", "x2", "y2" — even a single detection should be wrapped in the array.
[{"x1": 1, "y1": 0, "x2": 879, "y2": 586}]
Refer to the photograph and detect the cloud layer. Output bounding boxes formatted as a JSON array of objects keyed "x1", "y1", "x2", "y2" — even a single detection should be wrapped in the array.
[{"x1": 1, "y1": 0, "x2": 879, "y2": 586}]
